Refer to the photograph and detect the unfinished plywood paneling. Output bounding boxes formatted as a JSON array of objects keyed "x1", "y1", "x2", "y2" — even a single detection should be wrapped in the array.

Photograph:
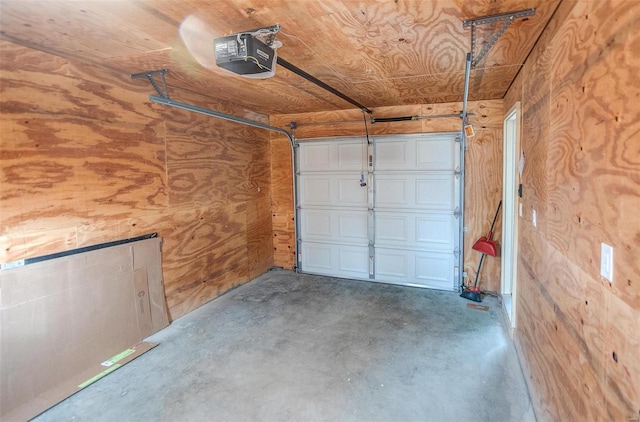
[
  {"x1": 0, "y1": 41, "x2": 273, "y2": 320},
  {"x1": 270, "y1": 100, "x2": 504, "y2": 291},
  {"x1": 0, "y1": 0, "x2": 560, "y2": 114},
  {"x1": 504, "y1": 1, "x2": 640, "y2": 420}
]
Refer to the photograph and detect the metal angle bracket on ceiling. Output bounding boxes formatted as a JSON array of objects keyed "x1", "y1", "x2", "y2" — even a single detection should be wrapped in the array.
[
  {"x1": 131, "y1": 68, "x2": 171, "y2": 99},
  {"x1": 463, "y1": 8, "x2": 536, "y2": 68}
]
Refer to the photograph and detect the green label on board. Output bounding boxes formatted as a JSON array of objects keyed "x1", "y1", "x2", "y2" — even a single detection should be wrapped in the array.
[
  {"x1": 106, "y1": 348, "x2": 136, "y2": 365},
  {"x1": 78, "y1": 364, "x2": 122, "y2": 389}
]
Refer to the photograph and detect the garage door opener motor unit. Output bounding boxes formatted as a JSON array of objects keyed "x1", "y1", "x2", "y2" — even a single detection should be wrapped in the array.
[{"x1": 214, "y1": 26, "x2": 279, "y2": 79}]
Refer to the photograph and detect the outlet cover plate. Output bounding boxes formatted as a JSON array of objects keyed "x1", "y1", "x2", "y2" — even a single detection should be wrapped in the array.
[{"x1": 601, "y1": 243, "x2": 614, "y2": 282}]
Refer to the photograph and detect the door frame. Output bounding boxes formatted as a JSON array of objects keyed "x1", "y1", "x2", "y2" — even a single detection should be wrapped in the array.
[{"x1": 501, "y1": 102, "x2": 521, "y2": 329}]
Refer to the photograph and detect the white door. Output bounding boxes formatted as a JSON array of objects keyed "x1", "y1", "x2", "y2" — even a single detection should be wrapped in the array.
[{"x1": 297, "y1": 133, "x2": 461, "y2": 290}]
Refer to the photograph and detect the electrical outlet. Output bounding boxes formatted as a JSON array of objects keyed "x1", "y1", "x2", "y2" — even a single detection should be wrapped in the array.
[
  {"x1": 519, "y1": 202, "x2": 523, "y2": 217},
  {"x1": 532, "y1": 209, "x2": 537, "y2": 227},
  {"x1": 600, "y1": 243, "x2": 614, "y2": 282}
]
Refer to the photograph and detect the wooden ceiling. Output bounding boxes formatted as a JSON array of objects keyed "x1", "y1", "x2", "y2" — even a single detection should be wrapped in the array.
[{"x1": 0, "y1": 0, "x2": 560, "y2": 115}]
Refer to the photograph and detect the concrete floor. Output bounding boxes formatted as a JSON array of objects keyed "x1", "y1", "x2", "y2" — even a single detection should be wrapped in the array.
[{"x1": 35, "y1": 269, "x2": 535, "y2": 422}]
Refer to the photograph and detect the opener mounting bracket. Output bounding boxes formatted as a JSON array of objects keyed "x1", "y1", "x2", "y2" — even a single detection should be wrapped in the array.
[
  {"x1": 463, "y1": 8, "x2": 536, "y2": 68},
  {"x1": 131, "y1": 68, "x2": 171, "y2": 99}
]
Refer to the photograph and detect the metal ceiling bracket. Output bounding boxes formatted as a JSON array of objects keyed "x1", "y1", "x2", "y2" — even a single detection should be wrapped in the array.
[
  {"x1": 131, "y1": 69, "x2": 171, "y2": 99},
  {"x1": 237, "y1": 24, "x2": 281, "y2": 46},
  {"x1": 463, "y1": 8, "x2": 536, "y2": 68}
]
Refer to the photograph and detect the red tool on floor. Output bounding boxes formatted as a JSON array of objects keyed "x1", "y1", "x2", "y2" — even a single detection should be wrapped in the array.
[{"x1": 461, "y1": 200, "x2": 502, "y2": 302}]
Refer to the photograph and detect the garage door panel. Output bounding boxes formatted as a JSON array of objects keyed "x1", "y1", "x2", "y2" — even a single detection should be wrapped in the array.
[
  {"x1": 302, "y1": 210, "x2": 332, "y2": 238},
  {"x1": 300, "y1": 177, "x2": 332, "y2": 204},
  {"x1": 301, "y1": 242, "x2": 369, "y2": 279},
  {"x1": 376, "y1": 247, "x2": 454, "y2": 289},
  {"x1": 376, "y1": 212, "x2": 455, "y2": 250},
  {"x1": 415, "y1": 215, "x2": 455, "y2": 248},
  {"x1": 376, "y1": 174, "x2": 456, "y2": 211},
  {"x1": 375, "y1": 135, "x2": 456, "y2": 171},
  {"x1": 300, "y1": 174, "x2": 367, "y2": 207},
  {"x1": 376, "y1": 178, "x2": 409, "y2": 207},
  {"x1": 415, "y1": 177, "x2": 456, "y2": 210},
  {"x1": 338, "y1": 213, "x2": 368, "y2": 241},
  {"x1": 300, "y1": 144, "x2": 332, "y2": 170},
  {"x1": 337, "y1": 143, "x2": 365, "y2": 170},
  {"x1": 415, "y1": 253, "x2": 454, "y2": 288},
  {"x1": 303, "y1": 243, "x2": 333, "y2": 271},
  {"x1": 338, "y1": 178, "x2": 366, "y2": 204},
  {"x1": 339, "y1": 248, "x2": 369, "y2": 274},
  {"x1": 376, "y1": 250, "x2": 408, "y2": 278},
  {"x1": 299, "y1": 141, "x2": 364, "y2": 172},
  {"x1": 375, "y1": 213, "x2": 409, "y2": 243},
  {"x1": 415, "y1": 138, "x2": 456, "y2": 170},
  {"x1": 375, "y1": 141, "x2": 408, "y2": 168},
  {"x1": 301, "y1": 209, "x2": 368, "y2": 244}
]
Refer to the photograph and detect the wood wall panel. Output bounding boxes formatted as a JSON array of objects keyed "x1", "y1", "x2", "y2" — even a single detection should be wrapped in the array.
[
  {"x1": 272, "y1": 212, "x2": 296, "y2": 270},
  {"x1": 247, "y1": 196, "x2": 274, "y2": 279},
  {"x1": 503, "y1": 1, "x2": 640, "y2": 420},
  {"x1": 0, "y1": 40, "x2": 273, "y2": 320},
  {"x1": 270, "y1": 100, "x2": 505, "y2": 291}
]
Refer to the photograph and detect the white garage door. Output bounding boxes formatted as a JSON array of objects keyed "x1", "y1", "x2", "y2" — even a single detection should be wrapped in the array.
[{"x1": 297, "y1": 133, "x2": 461, "y2": 290}]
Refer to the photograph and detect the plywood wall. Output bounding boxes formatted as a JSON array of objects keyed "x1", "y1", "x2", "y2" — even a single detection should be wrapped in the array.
[
  {"x1": 503, "y1": 1, "x2": 640, "y2": 420},
  {"x1": 0, "y1": 41, "x2": 273, "y2": 320},
  {"x1": 270, "y1": 100, "x2": 504, "y2": 292}
]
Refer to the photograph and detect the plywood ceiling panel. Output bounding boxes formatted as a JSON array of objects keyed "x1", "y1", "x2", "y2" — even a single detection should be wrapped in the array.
[{"x1": 0, "y1": 0, "x2": 560, "y2": 114}]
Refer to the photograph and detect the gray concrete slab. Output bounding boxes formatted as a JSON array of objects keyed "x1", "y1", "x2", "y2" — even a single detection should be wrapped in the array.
[{"x1": 34, "y1": 269, "x2": 535, "y2": 422}]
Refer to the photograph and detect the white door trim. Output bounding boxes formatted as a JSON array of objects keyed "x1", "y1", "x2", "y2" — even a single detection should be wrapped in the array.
[{"x1": 502, "y1": 103, "x2": 521, "y2": 329}]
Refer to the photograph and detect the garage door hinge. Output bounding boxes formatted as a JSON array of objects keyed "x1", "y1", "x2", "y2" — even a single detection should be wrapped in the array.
[
  {"x1": 454, "y1": 207, "x2": 461, "y2": 218},
  {"x1": 454, "y1": 166, "x2": 461, "y2": 179},
  {"x1": 454, "y1": 248, "x2": 461, "y2": 258},
  {"x1": 455, "y1": 135, "x2": 461, "y2": 143}
]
